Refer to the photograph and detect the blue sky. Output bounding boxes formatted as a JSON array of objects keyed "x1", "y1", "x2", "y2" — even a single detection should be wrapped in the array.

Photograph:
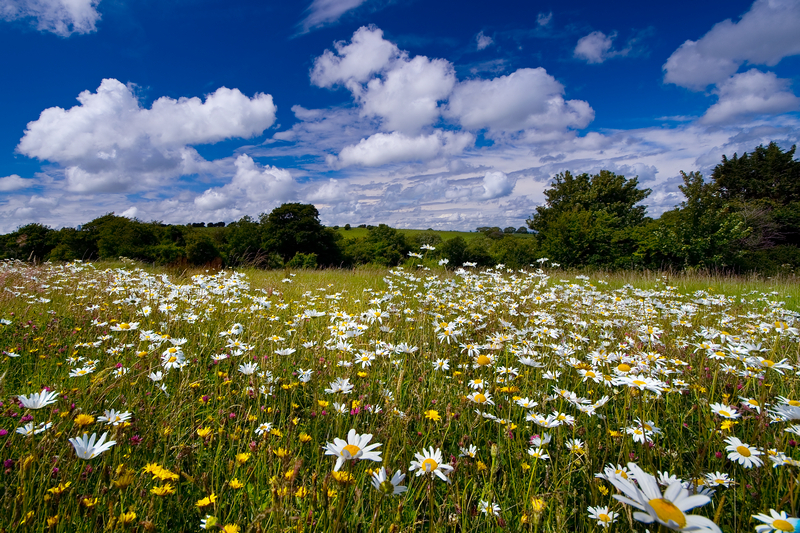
[{"x1": 0, "y1": 0, "x2": 798, "y2": 232}]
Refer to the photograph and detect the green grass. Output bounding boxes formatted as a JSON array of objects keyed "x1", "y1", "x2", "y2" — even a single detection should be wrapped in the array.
[{"x1": 0, "y1": 260, "x2": 798, "y2": 532}]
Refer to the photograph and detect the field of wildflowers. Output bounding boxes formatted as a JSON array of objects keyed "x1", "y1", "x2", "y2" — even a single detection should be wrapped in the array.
[{"x1": 1, "y1": 259, "x2": 799, "y2": 532}]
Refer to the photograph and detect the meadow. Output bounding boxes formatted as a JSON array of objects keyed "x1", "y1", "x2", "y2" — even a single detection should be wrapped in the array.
[{"x1": 1, "y1": 259, "x2": 799, "y2": 532}]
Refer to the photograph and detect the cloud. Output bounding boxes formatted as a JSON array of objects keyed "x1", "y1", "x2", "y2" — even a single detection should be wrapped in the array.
[
  {"x1": 1, "y1": 0, "x2": 100, "y2": 36},
  {"x1": 479, "y1": 171, "x2": 515, "y2": 199},
  {"x1": 664, "y1": 0, "x2": 800, "y2": 90},
  {"x1": 574, "y1": 31, "x2": 616, "y2": 64},
  {"x1": 443, "y1": 67, "x2": 594, "y2": 134},
  {"x1": 330, "y1": 130, "x2": 474, "y2": 168},
  {"x1": 0, "y1": 174, "x2": 33, "y2": 191},
  {"x1": 194, "y1": 154, "x2": 296, "y2": 211},
  {"x1": 476, "y1": 31, "x2": 493, "y2": 51},
  {"x1": 312, "y1": 26, "x2": 456, "y2": 134},
  {"x1": 298, "y1": 0, "x2": 369, "y2": 34},
  {"x1": 17, "y1": 78, "x2": 277, "y2": 193},
  {"x1": 537, "y1": 12, "x2": 552, "y2": 26},
  {"x1": 311, "y1": 26, "x2": 400, "y2": 88},
  {"x1": 701, "y1": 69, "x2": 800, "y2": 124}
]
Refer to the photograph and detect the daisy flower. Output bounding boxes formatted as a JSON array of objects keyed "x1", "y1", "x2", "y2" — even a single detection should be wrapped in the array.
[
  {"x1": 587, "y1": 506, "x2": 618, "y2": 528},
  {"x1": 752, "y1": 509, "x2": 800, "y2": 533},
  {"x1": 18, "y1": 389, "x2": 59, "y2": 410},
  {"x1": 709, "y1": 403, "x2": 740, "y2": 419},
  {"x1": 607, "y1": 462, "x2": 720, "y2": 532},
  {"x1": 370, "y1": 467, "x2": 407, "y2": 496},
  {"x1": 409, "y1": 447, "x2": 453, "y2": 483},
  {"x1": 459, "y1": 445, "x2": 478, "y2": 458},
  {"x1": 98, "y1": 409, "x2": 132, "y2": 426},
  {"x1": 478, "y1": 500, "x2": 501, "y2": 516},
  {"x1": 467, "y1": 391, "x2": 495, "y2": 405},
  {"x1": 724, "y1": 437, "x2": 763, "y2": 468},
  {"x1": 324, "y1": 429, "x2": 382, "y2": 471},
  {"x1": 69, "y1": 431, "x2": 117, "y2": 460}
]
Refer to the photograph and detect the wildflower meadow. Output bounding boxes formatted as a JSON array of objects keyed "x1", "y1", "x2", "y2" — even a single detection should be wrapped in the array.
[{"x1": 2, "y1": 258, "x2": 800, "y2": 532}]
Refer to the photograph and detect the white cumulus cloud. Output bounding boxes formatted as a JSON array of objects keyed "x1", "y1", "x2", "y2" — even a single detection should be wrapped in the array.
[
  {"x1": 444, "y1": 67, "x2": 594, "y2": 134},
  {"x1": 194, "y1": 154, "x2": 296, "y2": 212},
  {"x1": 312, "y1": 26, "x2": 456, "y2": 134},
  {"x1": 17, "y1": 79, "x2": 277, "y2": 193},
  {"x1": 1, "y1": 0, "x2": 100, "y2": 36},
  {"x1": 701, "y1": 69, "x2": 800, "y2": 124},
  {"x1": 0, "y1": 174, "x2": 32, "y2": 192},
  {"x1": 330, "y1": 130, "x2": 474, "y2": 168},
  {"x1": 664, "y1": 0, "x2": 800, "y2": 90}
]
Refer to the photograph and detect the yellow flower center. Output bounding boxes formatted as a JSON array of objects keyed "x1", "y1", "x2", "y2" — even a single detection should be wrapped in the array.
[
  {"x1": 633, "y1": 380, "x2": 647, "y2": 386},
  {"x1": 736, "y1": 445, "x2": 751, "y2": 457},
  {"x1": 599, "y1": 513, "x2": 610, "y2": 523},
  {"x1": 421, "y1": 458, "x2": 438, "y2": 471},
  {"x1": 119, "y1": 323, "x2": 130, "y2": 329},
  {"x1": 476, "y1": 355, "x2": 491, "y2": 366},
  {"x1": 790, "y1": 400, "x2": 800, "y2": 407},
  {"x1": 617, "y1": 364, "x2": 631, "y2": 372},
  {"x1": 720, "y1": 410, "x2": 731, "y2": 417},
  {"x1": 586, "y1": 371, "x2": 596, "y2": 377},
  {"x1": 763, "y1": 359, "x2": 774, "y2": 367},
  {"x1": 773, "y1": 519, "x2": 794, "y2": 532},
  {"x1": 648, "y1": 498, "x2": 686, "y2": 528},
  {"x1": 342, "y1": 444, "x2": 361, "y2": 457},
  {"x1": 474, "y1": 393, "x2": 486, "y2": 403}
]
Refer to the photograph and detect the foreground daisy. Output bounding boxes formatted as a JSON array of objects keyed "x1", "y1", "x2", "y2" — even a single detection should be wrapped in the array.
[
  {"x1": 752, "y1": 509, "x2": 800, "y2": 533},
  {"x1": 409, "y1": 447, "x2": 453, "y2": 483},
  {"x1": 607, "y1": 462, "x2": 721, "y2": 532},
  {"x1": 18, "y1": 389, "x2": 59, "y2": 410},
  {"x1": 69, "y1": 431, "x2": 117, "y2": 460},
  {"x1": 323, "y1": 429, "x2": 382, "y2": 471}
]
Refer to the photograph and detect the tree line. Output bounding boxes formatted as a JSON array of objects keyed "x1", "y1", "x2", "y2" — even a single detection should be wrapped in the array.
[{"x1": 2, "y1": 142, "x2": 798, "y2": 273}]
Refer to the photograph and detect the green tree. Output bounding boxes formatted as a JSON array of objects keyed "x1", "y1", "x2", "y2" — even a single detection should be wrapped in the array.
[
  {"x1": 0, "y1": 223, "x2": 54, "y2": 261},
  {"x1": 527, "y1": 170, "x2": 651, "y2": 267},
  {"x1": 221, "y1": 216, "x2": 264, "y2": 266},
  {"x1": 711, "y1": 142, "x2": 800, "y2": 246},
  {"x1": 260, "y1": 203, "x2": 340, "y2": 265}
]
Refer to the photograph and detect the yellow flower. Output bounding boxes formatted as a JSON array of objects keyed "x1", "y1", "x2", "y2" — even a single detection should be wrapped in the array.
[
  {"x1": 331, "y1": 471, "x2": 355, "y2": 484},
  {"x1": 476, "y1": 461, "x2": 488, "y2": 471},
  {"x1": 74, "y1": 414, "x2": 94, "y2": 427},
  {"x1": 531, "y1": 497, "x2": 547, "y2": 513},
  {"x1": 608, "y1": 430, "x2": 622, "y2": 437},
  {"x1": 196, "y1": 493, "x2": 217, "y2": 508},
  {"x1": 327, "y1": 488, "x2": 338, "y2": 498},
  {"x1": 357, "y1": 371, "x2": 368, "y2": 378},
  {"x1": 318, "y1": 400, "x2": 329, "y2": 408},
  {"x1": 81, "y1": 497, "x2": 98, "y2": 508},
  {"x1": 162, "y1": 427, "x2": 172, "y2": 436},
  {"x1": 295, "y1": 486, "x2": 308, "y2": 498},
  {"x1": 113, "y1": 471, "x2": 136, "y2": 489},
  {"x1": 247, "y1": 414, "x2": 258, "y2": 422},
  {"x1": 47, "y1": 515, "x2": 59, "y2": 528},
  {"x1": 274, "y1": 447, "x2": 289, "y2": 458},
  {"x1": 424, "y1": 409, "x2": 441, "y2": 421},
  {"x1": 520, "y1": 462, "x2": 531, "y2": 471},
  {"x1": 271, "y1": 428, "x2": 283, "y2": 437},
  {"x1": 197, "y1": 427, "x2": 213, "y2": 438},
  {"x1": 598, "y1": 484, "x2": 609, "y2": 496},
  {"x1": 21, "y1": 454, "x2": 35, "y2": 470},
  {"x1": 119, "y1": 510, "x2": 137, "y2": 525},
  {"x1": 47, "y1": 482, "x2": 71, "y2": 494},
  {"x1": 222, "y1": 525, "x2": 240, "y2": 533},
  {"x1": 235, "y1": 452, "x2": 250, "y2": 465},
  {"x1": 229, "y1": 478, "x2": 244, "y2": 489},
  {"x1": 150, "y1": 484, "x2": 175, "y2": 496},
  {"x1": 299, "y1": 432, "x2": 312, "y2": 443}
]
